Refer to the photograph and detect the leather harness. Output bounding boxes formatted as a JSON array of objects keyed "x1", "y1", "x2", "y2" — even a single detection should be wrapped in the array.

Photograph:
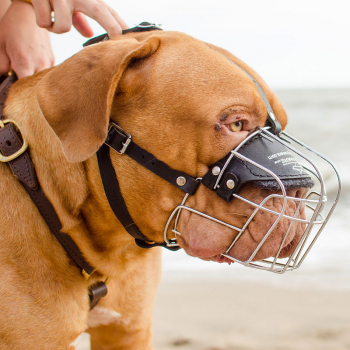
[{"x1": 0, "y1": 74, "x2": 108, "y2": 309}]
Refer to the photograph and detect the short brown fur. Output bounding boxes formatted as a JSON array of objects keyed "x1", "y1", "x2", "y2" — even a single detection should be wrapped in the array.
[{"x1": 0, "y1": 31, "x2": 289, "y2": 349}]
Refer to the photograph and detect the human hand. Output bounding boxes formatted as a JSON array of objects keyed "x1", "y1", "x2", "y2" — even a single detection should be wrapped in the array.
[
  {"x1": 0, "y1": 0, "x2": 54, "y2": 79},
  {"x1": 31, "y1": 0, "x2": 129, "y2": 38}
]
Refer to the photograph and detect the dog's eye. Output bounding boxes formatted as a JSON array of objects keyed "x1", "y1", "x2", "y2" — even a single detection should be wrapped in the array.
[{"x1": 229, "y1": 121, "x2": 243, "y2": 132}]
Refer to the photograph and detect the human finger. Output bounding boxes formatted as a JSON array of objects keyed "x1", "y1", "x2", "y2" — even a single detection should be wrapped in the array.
[
  {"x1": 96, "y1": 0, "x2": 128, "y2": 30},
  {"x1": 31, "y1": 0, "x2": 53, "y2": 28},
  {"x1": 74, "y1": 0, "x2": 123, "y2": 38},
  {"x1": 49, "y1": 0, "x2": 72, "y2": 34},
  {"x1": 72, "y1": 12, "x2": 94, "y2": 37}
]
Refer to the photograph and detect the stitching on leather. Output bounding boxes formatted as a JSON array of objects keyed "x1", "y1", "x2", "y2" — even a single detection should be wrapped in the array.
[
  {"x1": 236, "y1": 135, "x2": 304, "y2": 178},
  {"x1": 3, "y1": 127, "x2": 35, "y2": 188},
  {"x1": 236, "y1": 157, "x2": 303, "y2": 178}
]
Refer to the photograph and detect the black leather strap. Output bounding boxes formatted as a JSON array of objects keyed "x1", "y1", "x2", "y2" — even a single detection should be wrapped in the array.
[
  {"x1": 0, "y1": 74, "x2": 17, "y2": 120},
  {"x1": 83, "y1": 22, "x2": 163, "y2": 47},
  {"x1": 97, "y1": 143, "x2": 150, "y2": 242},
  {"x1": 105, "y1": 124, "x2": 200, "y2": 195},
  {"x1": 97, "y1": 144, "x2": 180, "y2": 251}
]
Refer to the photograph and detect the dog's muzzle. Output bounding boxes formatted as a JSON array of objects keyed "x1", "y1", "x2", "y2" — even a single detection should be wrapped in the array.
[{"x1": 163, "y1": 126, "x2": 341, "y2": 273}]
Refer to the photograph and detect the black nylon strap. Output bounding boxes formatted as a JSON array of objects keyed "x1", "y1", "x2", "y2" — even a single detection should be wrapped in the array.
[
  {"x1": 105, "y1": 124, "x2": 200, "y2": 195},
  {"x1": 97, "y1": 144, "x2": 180, "y2": 251}
]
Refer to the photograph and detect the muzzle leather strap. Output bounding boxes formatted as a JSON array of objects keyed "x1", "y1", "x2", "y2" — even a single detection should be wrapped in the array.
[
  {"x1": 202, "y1": 132, "x2": 314, "y2": 202},
  {"x1": 97, "y1": 143, "x2": 181, "y2": 251},
  {"x1": 105, "y1": 123, "x2": 200, "y2": 195}
]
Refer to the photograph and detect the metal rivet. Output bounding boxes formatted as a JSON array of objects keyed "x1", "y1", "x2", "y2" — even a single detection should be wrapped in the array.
[
  {"x1": 226, "y1": 179, "x2": 235, "y2": 189},
  {"x1": 212, "y1": 166, "x2": 221, "y2": 176},
  {"x1": 176, "y1": 176, "x2": 187, "y2": 186}
]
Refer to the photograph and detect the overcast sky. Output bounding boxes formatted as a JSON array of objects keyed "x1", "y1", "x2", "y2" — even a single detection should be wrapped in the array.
[{"x1": 51, "y1": 0, "x2": 350, "y2": 89}]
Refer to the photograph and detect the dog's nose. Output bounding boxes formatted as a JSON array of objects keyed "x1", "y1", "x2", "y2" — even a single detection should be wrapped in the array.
[{"x1": 286, "y1": 186, "x2": 309, "y2": 200}]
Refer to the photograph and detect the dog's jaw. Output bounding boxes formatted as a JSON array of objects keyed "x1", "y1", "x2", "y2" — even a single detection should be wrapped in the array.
[{"x1": 175, "y1": 185, "x2": 308, "y2": 264}]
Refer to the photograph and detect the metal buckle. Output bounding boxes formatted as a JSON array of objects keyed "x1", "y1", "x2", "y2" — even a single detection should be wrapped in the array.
[
  {"x1": 0, "y1": 119, "x2": 28, "y2": 162},
  {"x1": 108, "y1": 122, "x2": 132, "y2": 154}
]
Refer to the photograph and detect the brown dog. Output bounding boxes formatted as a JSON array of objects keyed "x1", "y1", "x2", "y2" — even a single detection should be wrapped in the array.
[{"x1": 0, "y1": 30, "x2": 297, "y2": 349}]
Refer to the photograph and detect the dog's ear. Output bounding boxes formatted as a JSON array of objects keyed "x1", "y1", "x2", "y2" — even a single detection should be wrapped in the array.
[
  {"x1": 36, "y1": 37, "x2": 160, "y2": 162},
  {"x1": 207, "y1": 44, "x2": 288, "y2": 129}
]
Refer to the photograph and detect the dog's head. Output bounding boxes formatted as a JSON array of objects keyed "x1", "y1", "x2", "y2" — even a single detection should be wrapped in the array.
[{"x1": 35, "y1": 31, "x2": 325, "y2": 271}]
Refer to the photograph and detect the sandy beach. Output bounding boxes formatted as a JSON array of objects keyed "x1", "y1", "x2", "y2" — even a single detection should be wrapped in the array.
[
  {"x1": 152, "y1": 276, "x2": 350, "y2": 350},
  {"x1": 77, "y1": 272, "x2": 350, "y2": 350}
]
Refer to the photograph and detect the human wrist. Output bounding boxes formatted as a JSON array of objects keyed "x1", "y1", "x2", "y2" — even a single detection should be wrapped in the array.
[{"x1": 5, "y1": 0, "x2": 36, "y2": 25}]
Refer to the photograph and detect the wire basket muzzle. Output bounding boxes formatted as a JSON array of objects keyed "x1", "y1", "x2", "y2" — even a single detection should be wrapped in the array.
[{"x1": 164, "y1": 128, "x2": 341, "y2": 273}]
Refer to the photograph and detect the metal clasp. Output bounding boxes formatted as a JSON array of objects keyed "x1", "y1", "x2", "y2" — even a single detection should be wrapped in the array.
[
  {"x1": 108, "y1": 122, "x2": 132, "y2": 154},
  {"x1": 0, "y1": 119, "x2": 28, "y2": 162}
]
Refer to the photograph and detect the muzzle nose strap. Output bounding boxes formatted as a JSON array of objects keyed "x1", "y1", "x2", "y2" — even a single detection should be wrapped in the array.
[{"x1": 202, "y1": 132, "x2": 313, "y2": 202}]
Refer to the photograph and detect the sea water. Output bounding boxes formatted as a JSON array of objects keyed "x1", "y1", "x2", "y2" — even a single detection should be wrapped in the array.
[{"x1": 161, "y1": 88, "x2": 350, "y2": 291}]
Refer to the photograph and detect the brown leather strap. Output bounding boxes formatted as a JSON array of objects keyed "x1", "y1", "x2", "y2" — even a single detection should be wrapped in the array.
[
  {"x1": 89, "y1": 281, "x2": 108, "y2": 310},
  {"x1": 0, "y1": 74, "x2": 17, "y2": 120},
  {"x1": 0, "y1": 120, "x2": 96, "y2": 274},
  {"x1": 0, "y1": 75, "x2": 107, "y2": 308},
  {"x1": 0, "y1": 123, "x2": 37, "y2": 188}
]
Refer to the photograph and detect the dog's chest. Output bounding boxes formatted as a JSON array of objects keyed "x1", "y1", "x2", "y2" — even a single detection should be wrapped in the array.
[{"x1": 87, "y1": 306, "x2": 122, "y2": 328}]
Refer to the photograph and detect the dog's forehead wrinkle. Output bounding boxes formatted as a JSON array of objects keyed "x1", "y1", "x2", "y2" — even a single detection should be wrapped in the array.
[{"x1": 220, "y1": 112, "x2": 230, "y2": 121}]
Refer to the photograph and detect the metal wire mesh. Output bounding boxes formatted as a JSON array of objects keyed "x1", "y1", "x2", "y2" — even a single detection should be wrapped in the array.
[{"x1": 163, "y1": 128, "x2": 341, "y2": 274}]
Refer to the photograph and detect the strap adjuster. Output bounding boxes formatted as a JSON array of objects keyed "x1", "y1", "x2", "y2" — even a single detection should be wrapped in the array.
[
  {"x1": 0, "y1": 119, "x2": 28, "y2": 162},
  {"x1": 106, "y1": 122, "x2": 131, "y2": 154}
]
